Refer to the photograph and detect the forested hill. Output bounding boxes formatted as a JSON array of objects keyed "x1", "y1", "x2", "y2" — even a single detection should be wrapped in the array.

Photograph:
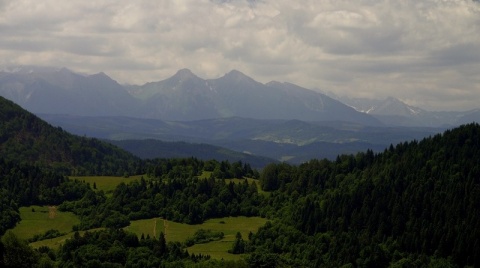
[
  {"x1": 0, "y1": 96, "x2": 141, "y2": 175},
  {"x1": 2, "y1": 122, "x2": 480, "y2": 266},
  {"x1": 254, "y1": 123, "x2": 480, "y2": 267}
]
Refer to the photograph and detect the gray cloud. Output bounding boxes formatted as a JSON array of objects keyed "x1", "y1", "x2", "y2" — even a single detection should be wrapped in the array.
[{"x1": 0, "y1": 0, "x2": 479, "y2": 111}]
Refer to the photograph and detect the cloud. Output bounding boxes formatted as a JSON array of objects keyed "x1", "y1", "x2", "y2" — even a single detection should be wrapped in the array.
[{"x1": 0, "y1": 0, "x2": 479, "y2": 111}]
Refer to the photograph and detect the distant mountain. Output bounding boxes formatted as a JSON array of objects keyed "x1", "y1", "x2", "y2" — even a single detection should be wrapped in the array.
[
  {"x1": 127, "y1": 69, "x2": 381, "y2": 124},
  {"x1": 0, "y1": 66, "x2": 381, "y2": 125},
  {"x1": 2, "y1": 65, "x2": 477, "y2": 127},
  {"x1": 337, "y1": 96, "x2": 425, "y2": 116},
  {"x1": 336, "y1": 96, "x2": 480, "y2": 127},
  {"x1": 0, "y1": 66, "x2": 140, "y2": 116},
  {"x1": 0, "y1": 96, "x2": 139, "y2": 175},
  {"x1": 128, "y1": 69, "x2": 220, "y2": 120}
]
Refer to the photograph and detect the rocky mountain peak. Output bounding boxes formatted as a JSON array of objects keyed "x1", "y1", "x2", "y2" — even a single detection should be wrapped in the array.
[
  {"x1": 172, "y1": 68, "x2": 198, "y2": 80},
  {"x1": 222, "y1": 69, "x2": 255, "y2": 82}
]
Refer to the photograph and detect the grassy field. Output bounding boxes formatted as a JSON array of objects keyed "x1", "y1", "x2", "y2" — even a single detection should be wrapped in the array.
[
  {"x1": 124, "y1": 218, "x2": 164, "y2": 239},
  {"x1": 126, "y1": 216, "x2": 267, "y2": 260},
  {"x1": 9, "y1": 205, "x2": 80, "y2": 241},
  {"x1": 14, "y1": 205, "x2": 266, "y2": 260},
  {"x1": 198, "y1": 171, "x2": 213, "y2": 179},
  {"x1": 69, "y1": 174, "x2": 145, "y2": 194},
  {"x1": 14, "y1": 175, "x2": 267, "y2": 260},
  {"x1": 186, "y1": 216, "x2": 267, "y2": 260},
  {"x1": 29, "y1": 228, "x2": 104, "y2": 249}
]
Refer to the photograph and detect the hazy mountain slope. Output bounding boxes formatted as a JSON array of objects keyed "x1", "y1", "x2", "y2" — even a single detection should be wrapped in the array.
[
  {"x1": 455, "y1": 109, "x2": 480, "y2": 125},
  {"x1": 0, "y1": 96, "x2": 139, "y2": 175},
  {"x1": 109, "y1": 139, "x2": 276, "y2": 168},
  {"x1": 336, "y1": 95, "x2": 480, "y2": 127},
  {"x1": 41, "y1": 114, "x2": 442, "y2": 163},
  {"x1": 3, "y1": 66, "x2": 477, "y2": 126},
  {"x1": 127, "y1": 69, "x2": 382, "y2": 125},
  {"x1": 0, "y1": 66, "x2": 382, "y2": 125},
  {"x1": 0, "y1": 66, "x2": 140, "y2": 116},
  {"x1": 129, "y1": 69, "x2": 220, "y2": 120},
  {"x1": 266, "y1": 82, "x2": 381, "y2": 124}
]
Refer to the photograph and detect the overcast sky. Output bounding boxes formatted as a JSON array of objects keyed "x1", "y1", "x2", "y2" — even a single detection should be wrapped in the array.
[{"x1": 1, "y1": 0, "x2": 479, "y2": 111}]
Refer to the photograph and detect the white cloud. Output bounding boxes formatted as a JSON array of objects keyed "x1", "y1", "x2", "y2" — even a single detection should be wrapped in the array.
[{"x1": 0, "y1": 0, "x2": 479, "y2": 111}]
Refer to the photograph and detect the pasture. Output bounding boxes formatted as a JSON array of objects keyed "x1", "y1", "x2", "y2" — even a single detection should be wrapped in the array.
[
  {"x1": 13, "y1": 175, "x2": 267, "y2": 260},
  {"x1": 126, "y1": 216, "x2": 267, "y2": 260},
  {"x1": 29, "y1": 228, "x2": 104, "y2": 249},
  {"x1": 69, "y1": 174, "x2": 145, "y2": 194},
  {"x1": 9, "y1": 205, "x2": 79, "y2": 241}
]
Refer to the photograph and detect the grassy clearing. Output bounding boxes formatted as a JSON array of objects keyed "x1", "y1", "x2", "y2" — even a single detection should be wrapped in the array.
[
  {"x1": 186, "y1": 216, "x2": 267, "y2": 260},
  {"x1": 198, "y1": 171, "x2": 213, "y2": 179},
  {"x1": 126, "y1": 216, "x2": 267, "y2": 260},
  {"x1": 69, "y1": 174, "x2": 145, "y2": 194},
  {"x1": 20, "y1": 211, "x2": 266, "y2": 260},
  {"x1": 124, "y1": 218, "x2": 165, "y2": 239},
  {"x1": 127, "y1": 216, "x2": 266, "y2": 243},
  {"x1": 29, "y1": 228, "x2": 104, "y2": 249},
  {"x1": 188, "y1": 240, "x2": 243, "y2": 260},
  {"x1": 10, "y1": 206, "x2": 80, "y2": 241}
]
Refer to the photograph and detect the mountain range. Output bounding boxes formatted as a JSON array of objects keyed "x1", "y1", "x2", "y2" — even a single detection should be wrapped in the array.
[
  {"x1": 0, "y1": 66, "x2": 378, "y2": 125},
  {"x1": 1, "y1": 65, "x2": 478, "y2": 163},
  {"x1": 2, "y1": 66, "x2": 478, "y2": 127}
]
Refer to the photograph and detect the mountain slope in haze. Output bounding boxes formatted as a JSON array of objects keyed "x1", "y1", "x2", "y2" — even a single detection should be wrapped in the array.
[
  {"x1": 109, "y1": 139, "x2": 276, "y2": 168},
  {"x1": 264, "y1": 81, "x2": 379, "y2": 124},
  {"x1": 41, "y1": 114, "x2": 441, "y2": 164},
  {"x1": 128, "y1": 69, "x2": 382, "y2": 125},
  {"x1": 336, "y1": 95, "x2": 480, "y2": 127},
  {"x1": 3, "y1": 65, "x2": 477, "y2": 127},
  {"x1": 0, "y1": 96, "x2": 140, "y2": 175},
  {"x1": 1, "y1": 66, "x2": 380, "y2": 125},
  {"x1": 0, "y1": 66, "x2": 140, "y2": 116},
  {"x1": 130, "y1": 69, "x2": 220, "y2": 120}
]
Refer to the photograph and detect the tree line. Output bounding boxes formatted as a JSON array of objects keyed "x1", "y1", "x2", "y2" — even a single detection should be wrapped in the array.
[{"x1": 2, "y1": 123, "x2": 480, "y2": 267}]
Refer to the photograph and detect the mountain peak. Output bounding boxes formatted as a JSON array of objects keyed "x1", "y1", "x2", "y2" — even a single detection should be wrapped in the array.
[
  {"x1": 89, "y1": 72, "x2": 118, "y2": 84},
  {"x1": 384, "y1": 96, "x2": 403, "y2": 104},
  {"x1": 173, "y1": 68, "x2": 198, "y2": 80},
  {"x1": 225, "y1": 69, "x2": 247, "y2": 78},
  {"x1": 222, "y1": 70, "x2": 257, "y2": 83},
  {"x1": 90, "y1": 71, "x2": 109, "y2": 78},
  {"x1": 371, "y1": 97, "x2": 424, "y2": 116}
]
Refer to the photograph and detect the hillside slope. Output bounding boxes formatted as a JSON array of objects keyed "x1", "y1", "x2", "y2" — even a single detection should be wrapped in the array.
[
  {"x1": 252, "y1": 123, "x2": 480, "y2": 266},
  {"x1": 0, "y1": 96, "x2": 140, "y2": 175},
  {"x1": 109, "y1": 139, "x2": 276, "y2": 168}
]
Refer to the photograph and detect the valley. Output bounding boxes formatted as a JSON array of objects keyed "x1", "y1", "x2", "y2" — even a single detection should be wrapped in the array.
[{"x1": 1, "y1": 68, "x2": 480, "y2": 267}]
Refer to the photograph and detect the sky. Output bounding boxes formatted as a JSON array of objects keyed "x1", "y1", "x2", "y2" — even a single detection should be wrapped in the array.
[{"x1": 0, "y1": 0, "x2": 479, "y2": 111}]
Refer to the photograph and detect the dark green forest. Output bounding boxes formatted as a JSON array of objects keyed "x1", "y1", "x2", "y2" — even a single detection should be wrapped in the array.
[
  {"x1": 1, "y1": 96, "x2": 480, "y2": 267},
  {"x1": 0, "y1": 97, "x2": 143, "y2": 176}
]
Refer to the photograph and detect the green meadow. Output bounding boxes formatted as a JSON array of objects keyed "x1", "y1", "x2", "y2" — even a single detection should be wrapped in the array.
[
  {"x1": 12, "y1": 175, "x2": 267, "y2": 260},
  {"x1": 186, "y1": 216, "x2": 267, "y2": 260},
  {"x1": 126, "y1": 216, "x2": 267, "y2": 260},
  {"x1": 9, "y1": 205, "x2": 80, "y2": 241},
  {"x1": 70, "y1": 174, "x2": 145, "y2": 194},
  {"x1": 12, "y1": 204, "x2": 266, "y2": 260},
  {"x1": 29, "y1": 229, "x2": 104, "y2": 249}
]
